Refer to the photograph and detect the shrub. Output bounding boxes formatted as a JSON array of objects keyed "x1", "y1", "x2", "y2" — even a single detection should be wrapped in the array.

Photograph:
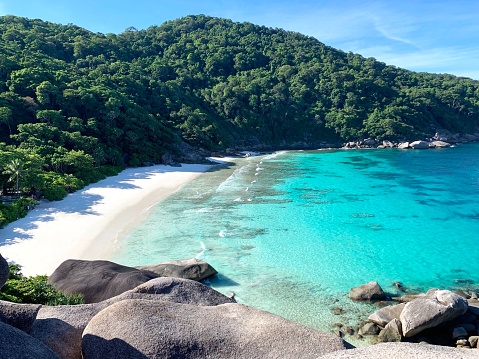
[{"x1": 0, "y1": 264, "x2": 84, "y2": 305}]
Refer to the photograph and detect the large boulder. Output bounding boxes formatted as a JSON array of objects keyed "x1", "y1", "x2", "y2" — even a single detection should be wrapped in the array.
[
  {"x1": 48, "y1": 259, "x2": 158, "y2": 303},
  {"x1": 317, "y1": 342, "x2": 478, "y2": 359},
  {"x1": 377, "y1": 318, "x2": 402, "y2": 343},
  {"x1": 135, "y1": 258, "x2": 217, "y2": 281},
  {"x1": 368, "y1": 303, "x2": 405, "y2": 327},
  {"x1": 410, "y1": 140, "x2": 430, "y2": 149},
  {"x1": 82, "y1": 300, "x2": 351, "y2": 359},
  {"x1": 29, "y1": 302, "x2": 108, "y2": 359},
  {"x1": 400, "y1": 289, "x2": 468, "y2": 338},
  {"x1": 30, "y1": 277, "x2": 234, "y2": 359},
  {"x1": 0, "y1": 253, "x2": 9, "y2": 289},
  {"x1": 0, "y1": 300, "x2": 41, "y2": 332},
  {"x1": 349, "y1": 281, "x2": 386, "y2": 301},
  {"x1": 0, "y1": 320, "x2": 60, "y2": 359},
  {"x1": 105, "y1": 277, "x2": 235, "y2": 307},
  {"x1": 430, "y1": 140, "x2": 451, "y2": 148}
]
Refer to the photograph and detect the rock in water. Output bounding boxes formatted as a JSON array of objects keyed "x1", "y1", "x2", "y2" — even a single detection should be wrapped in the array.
[
  {"x1": 82, "y1": 300, "x2": 351, "y2": 359},
  {"x1": 368, "y1": 303, "x2": 405, "y2": 327},
  {"x1": 48, "y1": 259, "x2": 158, "y2": 303},
  {"x1": 135, "y1": 258, "x2": 217, "y2": 281},
  {"x1": 410, "y1": 140, "x2": 430, "y2": 149},
  {"x1": 0, "y1": 253, "x2": 9, "y2": 289},
  {"x1": 400, "y1": 289, "x2": 468, "y2": 338},
  {"x1": 0, "y1": 321, "x2": 60, "y2": 359},
  {"x1": 349, "y1": 281, "x2": 386, "y2": 301}
]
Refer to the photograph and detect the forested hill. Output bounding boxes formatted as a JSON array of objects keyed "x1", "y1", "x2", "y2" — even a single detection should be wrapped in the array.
[{"x1": 1, "y1": 13, "x2": 479, "y2": 170}]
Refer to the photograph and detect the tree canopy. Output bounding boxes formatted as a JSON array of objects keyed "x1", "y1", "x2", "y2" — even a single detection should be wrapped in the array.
[{"x1": 0, "y1": 14, "x2": 478, "y2": 213}]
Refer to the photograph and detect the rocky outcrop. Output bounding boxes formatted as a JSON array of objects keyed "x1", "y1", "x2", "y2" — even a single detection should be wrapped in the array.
[
  {"x1": 377, "y1": 318, "x2": 402, "y2": 343},
  {"x1": 0, "y1": 320, "x2": 60, "y2": 359},
  {"x1": 368, "y1": 303, "x2": 405, "y2": 327},
  {"x1": 105, "y1": 277, "x2": 235, "y2": 307},
  {"x1": 0, "y1": 301, "x2": 41, "y2": 332},
  {"x1": 29, "y1": 302, "x2": 109, "y2": 359},
  {"x1": 48, "y1": 259, "x2": 158, "y2": 303},
  {"x1": 400, "y1": 289, "x2": 468, "y2": 337},
  {"x1": 349, "y1": 281, "x2": 386, "y2": 301},
  {"x1": 409, "y1": 140, "x2": 430, "y2": 149},
  {"x1": 429, "y1": 140, "x2": 451, "y2": 148},
  {"x1": 317, "y1": 342, "x2": 479, "y2": 359},
  {"x1": 30, "y1": 277, "x2": 235, "y2": 359},
  {"x1": 135, "y1": 258, "x2": 217, "y2": 282},
  {"x1": 0, "y1": 253, "x2": 8, "y2": 289},
  {"x1": 49, "y1": 259, "x2": 219, "y2": 303},
  {"x1": 82, "y1": 300, "x2": 351, "y2": 359}
]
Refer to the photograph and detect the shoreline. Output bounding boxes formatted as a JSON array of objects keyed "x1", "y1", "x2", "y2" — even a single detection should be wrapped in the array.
[{"x1": 0, "y1": 162, "x2": 224, "y2": 276}]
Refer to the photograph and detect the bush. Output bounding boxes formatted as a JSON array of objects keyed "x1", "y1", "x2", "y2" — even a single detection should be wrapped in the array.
[
  {"x1": 0, "y1": 197, "x2": 37, "y2": 228},
  {"x1": 0, "y1": 264, "x2": 84, "y2": 305},
  {"x1": 42, "y1": 185, "x2": 68, "y2": 201}
]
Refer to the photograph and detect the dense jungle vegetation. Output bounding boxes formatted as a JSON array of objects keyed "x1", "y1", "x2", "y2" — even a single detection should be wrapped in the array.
[{"x1": 1, "y1": 14, "x2": 479, "y2": 225}]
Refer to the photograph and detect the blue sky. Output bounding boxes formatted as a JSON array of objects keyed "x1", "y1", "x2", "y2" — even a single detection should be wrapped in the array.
[{"x1": 1, "y1": 0, "x2": 478, "y2": 79}]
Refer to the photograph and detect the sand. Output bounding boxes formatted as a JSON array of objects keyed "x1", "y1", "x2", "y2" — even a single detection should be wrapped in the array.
[{"x1": 0, "y1": 163, "x2": 216, "y2": 276}]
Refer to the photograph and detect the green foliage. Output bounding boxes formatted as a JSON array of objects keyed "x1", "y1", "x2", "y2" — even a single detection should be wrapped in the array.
[
  {"x1": 0, "y1": 264, "x2": 84, "y2": 305},
  {"x1": 0, "y1": 14, "x2": 477, "y2": 228},
  {"x1": 0, "y1": 197, "x2": 37, "y2": 227}
]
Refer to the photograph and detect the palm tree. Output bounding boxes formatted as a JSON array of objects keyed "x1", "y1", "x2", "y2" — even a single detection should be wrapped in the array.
[{"x1": 3, "y1": 158, "x2": 24, "y2": 194}]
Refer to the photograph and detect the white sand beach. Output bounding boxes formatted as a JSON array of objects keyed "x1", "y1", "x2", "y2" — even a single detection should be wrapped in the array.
[{"x1": 0, "y1": 163, "x2": 216, "y2": 276}]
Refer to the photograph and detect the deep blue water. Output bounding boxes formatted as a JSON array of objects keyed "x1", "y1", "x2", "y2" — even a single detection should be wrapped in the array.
[{"x1": 111, "y1": 143, "x2": 479, "y2": 337}]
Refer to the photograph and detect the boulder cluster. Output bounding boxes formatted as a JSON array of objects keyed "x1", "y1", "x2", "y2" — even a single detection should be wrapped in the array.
[
  {"x1": 1, "y1": 255, "x2": 479, "y2": 358},
  {"x1": 346, "y1": 281, "x2": 479, "y2": 351},
  {"x1": 342, "y1": 130, "x2": 479, "y2": 150},
  {"x1": 0, "y1": 257, "x2": 352, "y2": 359}
]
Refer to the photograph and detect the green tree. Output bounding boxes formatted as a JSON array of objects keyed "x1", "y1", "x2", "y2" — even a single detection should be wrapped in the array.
[{"x1": 3, "y1": 158, "x2": 24, "y2": 193}]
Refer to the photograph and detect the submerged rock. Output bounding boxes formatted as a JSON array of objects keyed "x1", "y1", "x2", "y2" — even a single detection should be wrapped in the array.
[
  {"x1": 400, "y1": 289, "x2": 468, "y2": 338},
  {"x1": 349, "y1": 281, "x2": 386, "y2": 301},
  {"x1": 82, "y1": 300, "x2": 351, "y2": 359}
]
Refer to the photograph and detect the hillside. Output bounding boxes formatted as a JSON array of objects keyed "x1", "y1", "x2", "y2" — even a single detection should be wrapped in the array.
[{"x1": 1, "y1": 14, "x2": 479, "y2": 206}]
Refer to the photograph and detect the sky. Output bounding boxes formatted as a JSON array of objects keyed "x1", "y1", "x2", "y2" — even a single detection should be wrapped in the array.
[{"x1": 1, "y1": 0, "x2": 478, "y2": 80}]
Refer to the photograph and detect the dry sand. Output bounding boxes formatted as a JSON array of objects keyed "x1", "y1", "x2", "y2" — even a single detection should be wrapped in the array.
[{"x1": 0, "y1": 163, "x2": 216, "y2": 276}]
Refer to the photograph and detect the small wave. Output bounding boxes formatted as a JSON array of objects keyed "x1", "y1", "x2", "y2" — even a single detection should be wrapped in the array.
[
  {"x1": 219, "y1": 230, "x2": 231, "y2": 238},
  {"x1": 234, "y1": 197, "x2": 244, "y2": 202},
  {"x1": 251, "y1": 180, "x2": 257, "y2": 184},
  {"x1": 196, "y1": 207, "x2": 216, "y2": 213}
]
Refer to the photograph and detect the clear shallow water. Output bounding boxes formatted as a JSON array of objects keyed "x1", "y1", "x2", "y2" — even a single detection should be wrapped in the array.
[{"x1": 111, "y1": 143, "x2": 479, "y2": 340}]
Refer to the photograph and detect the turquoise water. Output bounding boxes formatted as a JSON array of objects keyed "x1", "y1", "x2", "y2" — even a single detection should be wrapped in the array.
[{"x1": 111, "y1": 143, "x2": 479, "y2": 338}]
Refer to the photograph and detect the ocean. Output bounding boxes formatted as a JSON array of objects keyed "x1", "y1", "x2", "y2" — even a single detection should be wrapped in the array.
[{"x1": 111, "y1": 143, "x2": 479, "y2": 342}]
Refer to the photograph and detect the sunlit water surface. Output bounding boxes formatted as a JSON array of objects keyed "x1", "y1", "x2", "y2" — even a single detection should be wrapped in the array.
[{"x1": 111, "y1": 143, "x2": 479, "y2": 343}]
